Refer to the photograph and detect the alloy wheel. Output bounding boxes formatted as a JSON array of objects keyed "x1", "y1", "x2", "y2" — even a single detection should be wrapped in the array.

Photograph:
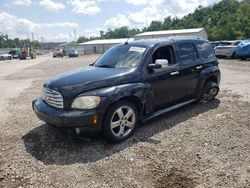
[
  {"x1": 200, "y1": 87, "x2": 219, "y2": 103},
  {"x1": 110, "y1": 106, "x2": 136, "y2": 138}
]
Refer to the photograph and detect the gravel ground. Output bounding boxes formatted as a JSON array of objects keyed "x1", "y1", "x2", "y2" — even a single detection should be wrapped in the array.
[{"x1": 0, "y1": 57, "x2": 250, "y2": 188}]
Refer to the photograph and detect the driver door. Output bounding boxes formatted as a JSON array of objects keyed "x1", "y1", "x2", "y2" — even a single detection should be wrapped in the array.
[{"x1": 143, "y1": 45, "x2": 183, "y2": 110}]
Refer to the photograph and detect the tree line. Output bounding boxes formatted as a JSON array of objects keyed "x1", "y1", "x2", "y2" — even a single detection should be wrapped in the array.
[
  {"x1": 0, "y1": 34, "x2": 40, "y2": 49},
  {"x1": 78, "y1": 0, "x2": 250, "y2": 43}
]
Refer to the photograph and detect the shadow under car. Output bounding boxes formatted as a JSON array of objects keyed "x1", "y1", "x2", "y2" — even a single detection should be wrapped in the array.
[{"x1": 22, "y1": 99, "x2": 220, "y2": 165}]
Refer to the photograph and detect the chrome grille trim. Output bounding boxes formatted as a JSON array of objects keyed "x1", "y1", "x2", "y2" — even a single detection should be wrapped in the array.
[{"x1": 42, "y1": 87, "x2": 63, "y2": 109}]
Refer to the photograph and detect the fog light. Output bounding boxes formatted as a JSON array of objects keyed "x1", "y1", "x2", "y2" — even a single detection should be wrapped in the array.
[
  {"x1": 75, "y1": 128, "x2": 81, "y2": 134},
  {"x1": 92, "y1": 115, "x2": 98, "y2": 125}
]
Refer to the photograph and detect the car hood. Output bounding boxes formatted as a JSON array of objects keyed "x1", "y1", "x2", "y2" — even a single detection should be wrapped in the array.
[{"x1": 44, "y1": 66, "x2": 137, "y2": 98}]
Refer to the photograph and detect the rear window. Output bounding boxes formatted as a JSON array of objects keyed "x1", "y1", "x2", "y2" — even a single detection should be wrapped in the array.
[
  {"x1": 196, "y1": 41, "x2": 214, "y2": 60},
  {"x1": 220, "y1": 42, "x2": 232, "y2": 46}
]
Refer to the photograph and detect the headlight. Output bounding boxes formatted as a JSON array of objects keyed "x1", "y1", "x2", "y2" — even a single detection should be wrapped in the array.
[{"x1": 71, "y1": 96, "x2": 100, "y2": 109}]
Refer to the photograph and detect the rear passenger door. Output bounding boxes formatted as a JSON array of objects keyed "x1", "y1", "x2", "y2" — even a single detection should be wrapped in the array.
[{"x1": 176, "y1": 42, "x2": 200, "y2": 99}]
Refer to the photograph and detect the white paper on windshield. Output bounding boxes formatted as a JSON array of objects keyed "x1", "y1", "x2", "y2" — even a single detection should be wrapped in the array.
[{"x1": 129, "y1": 47, "x2": 146, "y2": 53}]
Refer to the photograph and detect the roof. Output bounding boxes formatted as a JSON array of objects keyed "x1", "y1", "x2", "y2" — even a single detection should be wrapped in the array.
[
  {"x1": 135, "y1": 28, "x2": 205, "y2": 37},
  {"x1": 120, "y1": 36, "x2": 205, "y2": 48},
  {"x1": 79, "y1": 38, "x2": 134, "y2": 45}
]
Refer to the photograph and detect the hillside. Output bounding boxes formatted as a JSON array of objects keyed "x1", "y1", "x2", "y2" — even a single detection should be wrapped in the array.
[
  {"x1": 80, "y1": 0, "x2": 250, "y2": 42},
  {"x1": 164, "y1": 0, "x2": 250, "y2": 40}
]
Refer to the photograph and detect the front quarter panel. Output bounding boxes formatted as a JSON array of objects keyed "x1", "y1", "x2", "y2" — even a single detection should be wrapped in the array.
[{"x1": 81, "y1": 83, "x2": 153, "y2": 115}]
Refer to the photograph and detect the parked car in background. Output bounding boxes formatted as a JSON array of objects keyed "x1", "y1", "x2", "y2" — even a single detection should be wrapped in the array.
[
  {"x1": 68, "y1": 49, "x2": 78, "y2": 57},
  {"x1": 215, "y1": 40, "x2": 241, "y2": 59},
  {"x1": 53, "y1": 49, "x2": 64, "y2": 58},
  {"x1": 33, "y1": 37, "x2": 220, "y2": 142},
  {"x1": 0, "y1": 53, "x2": 12, "y2": 60},
  {"x1": 235, "y1": 39, "x2": 250, "y2": 60},
  {"x1": 210, "y1": 41, "x2": 221, "y2": 49},
  {"x1": 9, "y1": 49, "x2": 21, "y2": 59}
]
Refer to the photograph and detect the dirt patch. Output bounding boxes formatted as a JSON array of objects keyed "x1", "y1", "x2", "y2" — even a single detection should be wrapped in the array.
[{"x1": 152, "y1": 168, "x2": 196, "y2": 188}]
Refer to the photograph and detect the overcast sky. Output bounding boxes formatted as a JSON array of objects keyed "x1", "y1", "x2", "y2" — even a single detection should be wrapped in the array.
[{"x1": 0, "y1": 0, "x2": 221, "y2": 42}]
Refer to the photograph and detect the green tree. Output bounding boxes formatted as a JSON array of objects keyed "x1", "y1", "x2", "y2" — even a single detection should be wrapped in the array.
[
  {"x1": 147, "y1": 21, "x2": 162, "y2": 31},
  {"x1": 77, "y1": 36, "x2": 89, "y2": 43}
]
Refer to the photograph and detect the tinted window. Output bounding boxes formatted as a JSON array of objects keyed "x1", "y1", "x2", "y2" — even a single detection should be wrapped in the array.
[
  {"x1": 178, "y1": 43, "x2": 197, "y2": 62},
  {"x1": 234, "y1": 41, "x2": 241, "y2": 46},
  {"x1": 153, "y1": 46, "x2": 175, "y2": 64},
  {"x1": 197, "y1": 41, "x2": 214, "y2": 60},
  {"x1": 220, "y1": 42, "x2": 232, "y2": 46}
]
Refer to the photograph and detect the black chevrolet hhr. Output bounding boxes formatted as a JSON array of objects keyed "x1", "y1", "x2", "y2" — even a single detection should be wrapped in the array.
[{"x1": 33, "y1": 37, "x2": 220, "y2": 142}]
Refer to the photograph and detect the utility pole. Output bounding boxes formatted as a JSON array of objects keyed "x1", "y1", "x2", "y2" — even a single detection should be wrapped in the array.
[
  {"x1": 74, "y1": 29, "x2": 77, "y2": 41},
  {"x1": 32, "y1": 32, "x2": 35, "y2": 41}
]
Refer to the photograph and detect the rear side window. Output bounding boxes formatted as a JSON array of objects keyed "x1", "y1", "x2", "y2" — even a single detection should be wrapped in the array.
[
  {"x1": 196, "y1": 41, "x2": 214, "y2": 60},
  {"x1": 178, "y1": 43, "x2": 198, "y2": 62}
]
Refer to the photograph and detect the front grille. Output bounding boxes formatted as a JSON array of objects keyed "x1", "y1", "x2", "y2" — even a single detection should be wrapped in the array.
[{"x1": 42, "y1": 87, "x2": 63, "y2": 109}]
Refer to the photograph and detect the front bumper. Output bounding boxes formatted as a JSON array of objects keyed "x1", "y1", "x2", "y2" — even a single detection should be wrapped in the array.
[{"x1": 32, "y1": 97, "x2": 104, "y2": 133}]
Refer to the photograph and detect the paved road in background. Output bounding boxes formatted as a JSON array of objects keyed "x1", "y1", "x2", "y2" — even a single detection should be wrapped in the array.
[{"x1": 0, "y1": 56, "x2": 51, "y2": 111}]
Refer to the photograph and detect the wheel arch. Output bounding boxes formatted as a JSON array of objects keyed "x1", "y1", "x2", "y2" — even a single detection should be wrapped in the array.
[
  {"x1": 115, "y1": 96, "x2": 144, "y2": 117},
  {"x1": 206, "y1": 75, "x2": 218, "y2": 84},
  {"x1": 82, "y1": 83, "x2": 148, "y2": 127},
  {"x1": 196, "y1": 67, "x2": 221, "y2": 99}
]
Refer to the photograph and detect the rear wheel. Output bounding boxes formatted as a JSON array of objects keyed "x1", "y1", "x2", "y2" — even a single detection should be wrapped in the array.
[
  {"x1": 103, "y1": 100, "x2": 138, "y2": 143},
  {"x1": 0, "y1": 56, "x2": 4, "y2": 60},
  {"x1": 199, "y1": 81, "x2": 219, "y2": 104}
]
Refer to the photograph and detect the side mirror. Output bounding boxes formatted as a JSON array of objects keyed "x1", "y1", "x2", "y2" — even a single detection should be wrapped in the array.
[{"x1": 155, "y1": 59, "x2": 169, "y2": 68}]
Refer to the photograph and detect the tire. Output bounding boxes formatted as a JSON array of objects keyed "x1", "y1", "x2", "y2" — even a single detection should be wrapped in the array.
[
  {"x1": 199, "y1": 81, "x2": 219, "y2": 104},
  {"x1": 102, "y1": 100, "x2": 138, "y2": 143},
  {"x1": 0, "y1": 56, "x2": 4, "y2": 60},
  {"x1": 241, "y1": 57, "x2": 247, "y2": 60},
  {"x1": 231, "y1": 52, "x2": 237, "y2": 59}
]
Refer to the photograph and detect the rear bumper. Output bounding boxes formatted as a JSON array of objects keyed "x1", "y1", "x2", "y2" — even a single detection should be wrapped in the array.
[
  {"x1": 32, "y1": 97, "x2": 104, "y2": 133},
  {"x1": 69, "y1": 54, "x2": 78, "y2": 57}
]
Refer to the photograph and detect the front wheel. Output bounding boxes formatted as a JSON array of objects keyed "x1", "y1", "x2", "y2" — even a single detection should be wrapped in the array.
[
  {"x1": 231, "y1": 52, "x2": 237, "y2": 59},
  {"x1": 103, "y1": 100, "x2": 138, "y2": 143},
  {"x1": 199, "y1": 81, "x2": 219, "y2": 104}
]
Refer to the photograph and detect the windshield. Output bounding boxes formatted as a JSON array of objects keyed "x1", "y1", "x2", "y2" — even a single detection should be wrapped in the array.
[
  {"x1": 94, "y1": 45, "x2": 147, "y2": 68},
  {"x1": 234, "y1": 41, "x2": 241, "y2": 46}
]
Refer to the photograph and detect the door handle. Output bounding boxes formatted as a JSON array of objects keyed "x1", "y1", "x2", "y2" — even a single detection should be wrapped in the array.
[
  {"x1": 196, "y1": 65, "x2": 203, "y2": 70},
  {"x1": 170, "y1": 71, "x2": 179, "y2": 76}
]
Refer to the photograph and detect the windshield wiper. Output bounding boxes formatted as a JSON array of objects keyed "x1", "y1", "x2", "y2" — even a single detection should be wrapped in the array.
[{"x1": 96, "y1": 65, "x2": 115, "y2": 68}]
